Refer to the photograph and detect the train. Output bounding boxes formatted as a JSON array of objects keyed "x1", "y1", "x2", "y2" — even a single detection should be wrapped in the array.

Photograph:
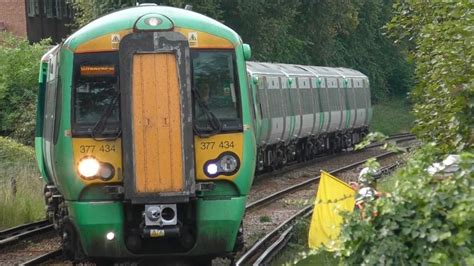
[{"x1": 35, "y1": 4, "x2": 371, "y2": 263}]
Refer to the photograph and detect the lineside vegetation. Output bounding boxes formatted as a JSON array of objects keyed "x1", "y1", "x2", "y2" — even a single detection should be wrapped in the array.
[
  {"x1": 0, "y1": 137, "x2": 44, "y2": 229},
  {"x1": 337, "y1": 2, "x2": 473, "y2": 265}
]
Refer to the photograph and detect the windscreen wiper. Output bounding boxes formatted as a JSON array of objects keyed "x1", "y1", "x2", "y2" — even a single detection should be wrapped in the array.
[
  {"x1": 192, "y1": 87, "x2": 222, "y2": 138},
  {"x1": 91, "y1": 90, "x2": 121, "y2": 140}
]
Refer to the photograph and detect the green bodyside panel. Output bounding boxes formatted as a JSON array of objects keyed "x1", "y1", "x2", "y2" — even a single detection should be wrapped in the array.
[
  {"x1": 344, "y1": 80, "x2": 351, "y2": 129},
  {"x1": 64, "y1": 6, "x2": 241, "y2": 50},
  {"x1": 250, "y1": 81, "x2": 262, "y2": 142},
  {"x1": 231, "y1": 44, "x2": 256, "y2": 195},
  {"x1": 287, "y1": 84, "x2": 296, "y2": 138},
  {"x1": 68, "y1": 201, "x2": 129, "y2": 257},
  {"x1": 316, "y1": 78, "x2": 324, "y2": 132},
  {"x1": 35, "y1": 137, "x2": 48, "y2": 181},
  {"x1": 38, "y1": 62, "x2": 45, "y2": 83},
  {"x1": 135, "y1": 13, "x2": 174, "y2": 31},
  {"x1": 260, "y1": 119, "x2": 270, "y2": 142},
  {"x1": 192, "y1": 196, "x2": 246, "y2": 254},
  {"x1": 35, "y1": 63, "x2": 48, "y2": 181},
  {"x1": 54, "y1": 48, "x2": 84, "y2": 200},
  {"x1": 368, "y1": 107, "x2": 373, "y2": 124},
  {"x1": 326, "y1": 90, "x2": 331, "y2": 132}
]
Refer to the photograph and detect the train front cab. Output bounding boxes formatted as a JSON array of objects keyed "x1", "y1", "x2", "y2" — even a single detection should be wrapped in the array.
[{"x1": 36, "y1": 7, "x2": 256, "y2": 260}]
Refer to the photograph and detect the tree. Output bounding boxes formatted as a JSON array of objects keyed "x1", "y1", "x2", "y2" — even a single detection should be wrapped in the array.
[
  {"x1": 387, "y1": 1, "x2": 473, "y2": 152},
  {"x1": 0, "y1": 33, "x2": 50, "y2": 145},
  {"x1": 338, "y1": 2, "x2": 474, "y2": 264},
  {"x1": 73, "y1": 0, "x2": 136, "y2": 28},
  {"x1": 71, "y1": 1, "x2": 413, "y2": 100}
]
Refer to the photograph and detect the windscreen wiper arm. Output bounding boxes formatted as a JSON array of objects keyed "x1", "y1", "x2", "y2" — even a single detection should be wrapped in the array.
[
  {"x1": 91, "y1": 91, "x2": 121, "y2": 140},
  {"x1": 192, "y1": 87, "x2": 222, "y2": 137}
]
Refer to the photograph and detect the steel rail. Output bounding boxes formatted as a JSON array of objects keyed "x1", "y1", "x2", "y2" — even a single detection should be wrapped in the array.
[
  {"x1": 253, "y1": 225, "x2": 293, "y2": 265},
  {"x1": 246, "y1": 151, "x2": 396, "y2": 211},
  {"x1": 0, "y1": 219, "x2": 49, "y2": 239},
  {"x1": 236, "y1": 206, "x2": 313, "y2": 266},
  {"x1": 0, "y1": 221, "x2": 54, "y2": 248},
  {"x1": 19, "y1": 249, "x2": 62, "y2": 265},
  {"x1": 239, "y1": 149, "x2": 410, "y2": 265}
]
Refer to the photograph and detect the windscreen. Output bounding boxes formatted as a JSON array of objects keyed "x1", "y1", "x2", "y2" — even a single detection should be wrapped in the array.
[
  {"x1": 72, "y1": 52, "x2": 120, "y2": 136},
  {"x1": 192, "y1": 50, "x2": 242, "y2": 132}
]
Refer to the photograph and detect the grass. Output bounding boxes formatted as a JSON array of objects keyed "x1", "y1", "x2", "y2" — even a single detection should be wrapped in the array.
[
  {"x1": 259, "y1": 215, "x2": 271, "y2": 223},
  {"x1": 0, "y1": 137, "x2": 45, "y2": 230},
  {"x1": 271, "y1": 218, "x2": 340, "y2": 265},
  {"x1": 370, "y1": 96, "x2": 414, "y2": 135}
]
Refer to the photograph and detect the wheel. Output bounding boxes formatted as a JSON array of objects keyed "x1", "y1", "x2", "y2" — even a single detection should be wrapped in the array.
[
  {"x1": 234, "y1": 222, "x2": 244, "y2": 252},
  {"x1": 61, "y1": 221, "x2": 86, "y2": 261}
]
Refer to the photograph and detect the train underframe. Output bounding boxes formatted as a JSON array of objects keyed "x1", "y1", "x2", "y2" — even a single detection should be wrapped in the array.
[
  {"x1": 256, "y1": 127, "x2": 369, "y2": 172},
  {"x1": 43, "y1": 185, "x2": 245, "y2": 263}
]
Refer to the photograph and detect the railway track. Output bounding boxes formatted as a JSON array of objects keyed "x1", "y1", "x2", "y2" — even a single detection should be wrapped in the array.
[
  {"x1": 0, "y1": 219, "x2": 53, "y2": 248},
  {"x1": 0, "y1": 133, "x2": 415, "y2": 265},
  {"x1": 246, "y1": 151, "x2": 397, "y2": 212},
  {"x1": 255, "y1": 133, "x2": 415, "y2": 180},
  {"x1": 237, "y1": 151, "x2": 409, "y2": 265},
  {"x1": 19, "y1": 249, "x2": 62, "y2": 266}
]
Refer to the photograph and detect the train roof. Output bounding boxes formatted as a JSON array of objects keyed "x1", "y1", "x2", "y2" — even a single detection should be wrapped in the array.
[
  {"x1": 64, "y1": 5, "x2": 242, "y2": 50},
  {"x1": 246, "y1": 61, "x2": 367, "y2": 79}
]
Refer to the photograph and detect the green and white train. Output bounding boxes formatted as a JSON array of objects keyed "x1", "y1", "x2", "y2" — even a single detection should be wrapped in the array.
[{"x1": 35, "y1": 4, "x2": 371, "y2": 262}]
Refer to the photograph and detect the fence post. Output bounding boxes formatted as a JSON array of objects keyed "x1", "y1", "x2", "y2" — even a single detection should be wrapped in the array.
[{"x1": 10, "y1": 176, "x2": 17, "y2": 197}]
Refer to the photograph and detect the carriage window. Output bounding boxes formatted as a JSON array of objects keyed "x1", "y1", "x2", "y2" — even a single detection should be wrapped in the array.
[{"x1": 192, "y1": 50, "x2": 241, "y2": 131}]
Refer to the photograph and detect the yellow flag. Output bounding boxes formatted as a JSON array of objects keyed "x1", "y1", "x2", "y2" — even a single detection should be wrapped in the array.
[{"x1": 308, "y1": 170, "x2": 356, "y2": 250}]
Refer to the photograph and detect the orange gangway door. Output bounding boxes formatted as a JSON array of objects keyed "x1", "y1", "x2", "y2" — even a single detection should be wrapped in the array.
[{"x1": 131, "y1": 53, "x2": 184, "y2": 193}]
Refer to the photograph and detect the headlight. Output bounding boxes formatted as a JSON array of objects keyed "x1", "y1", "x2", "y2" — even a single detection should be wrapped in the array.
[
  {"x1": 206, "y1": 163, "x2": 218, "y2": 175},
  {"x1": 77, "y1": 157, "x2": 115, "y2": 180},
  {"x1": 78, "y1": 157, "x2": 100, "y2": 178},
  {"x1": 99, "y1": 163, "x2": 115, "y2": 181},
  {"x1": 204, "y1": 152, "x2": 240, "y2": 177},
  {"x1": 219, "y1": 154, "x2": 238, "y2": 173},
  {"x1": 145, "y1": 17, "x2": 162, "y2": 26}
]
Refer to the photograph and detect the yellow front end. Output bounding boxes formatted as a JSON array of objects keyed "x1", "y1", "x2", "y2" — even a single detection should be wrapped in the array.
[{"x1": 194, "y1": 133, "x2": 243, "y2": 181}]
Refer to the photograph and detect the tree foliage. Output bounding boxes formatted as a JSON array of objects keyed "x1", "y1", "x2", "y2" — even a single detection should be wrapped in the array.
[
  {"x1": 72, "y1": 0, "x2": 413, "y2": 101},
  {"x1": 387, "y1": 1, "x2": 473, "y2": 152},
  {"x1": 338, "y1": 147, "x2": 474, "y2": 265},
  {"x1": 0, "y1": 136, "x2": 35, "y2": 162},
  {"x1": 338, "y1": 2, "x2": 473, "y2": 264},
  {"x1": 0, "y1": 33, "x2": 50, "y2": 145},
  {"x1": 72, "y1": 0, "x2": 136, "y2": 29}
]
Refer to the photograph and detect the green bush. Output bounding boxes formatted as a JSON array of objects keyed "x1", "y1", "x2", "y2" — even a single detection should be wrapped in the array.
[
  {"x1": 0, "y1": 136, "x2": 35, "y2": 162},
  {"x1": 338, "y1": 3, "x2": 473, "y2": 264},
  {"x1": 387, "y1": 2, "x2": 473, "y2": 152},
  {"x1": 0, "y1": 32, "x2": 50, "y2": 145},
  {"x1": 338, "y1": 147, "x2": 474, "y2": 265}
]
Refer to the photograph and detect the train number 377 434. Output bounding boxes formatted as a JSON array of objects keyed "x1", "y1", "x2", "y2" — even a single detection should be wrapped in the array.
[
  {"x1": 79, "y1": 144, "x2": 116, "y2": 153},
  {"x1": 200, "y1": 141, "x2": 235, "y2": 150}
]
